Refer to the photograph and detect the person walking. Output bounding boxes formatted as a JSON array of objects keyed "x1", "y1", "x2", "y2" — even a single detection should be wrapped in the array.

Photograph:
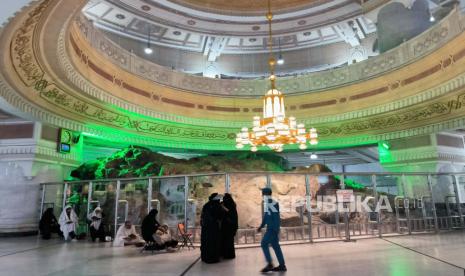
[{"x1": 257, "y1": 188, "x2": 287, "y2": 273}]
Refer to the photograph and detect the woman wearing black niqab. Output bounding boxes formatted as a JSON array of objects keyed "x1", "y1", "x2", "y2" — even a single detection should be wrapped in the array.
[
  {"x1": 200, "y1": 193, "x2": 225, "y2": 263},
  {"x1": 141, "y1": 209, "x2": 161, "y2": 243},
  {"x1": 221, "y1": 193, "x2": 238, "y2": 259},
  {"x1": 39, "y1": 208, "x2": 62, "y2": 240}
]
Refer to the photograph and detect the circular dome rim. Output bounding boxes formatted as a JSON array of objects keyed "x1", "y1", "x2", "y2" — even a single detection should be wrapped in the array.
[{"x1": 165, "y1": 0, "x2": 332, "y2": 16}]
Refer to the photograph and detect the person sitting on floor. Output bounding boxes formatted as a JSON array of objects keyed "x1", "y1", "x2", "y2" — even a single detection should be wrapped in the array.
[
  {"x1": 39, "y1": 208, "x2": 63, "y2": 240},
  {"x1": 87, "y1": 207, "x2": 105, "y2": 242},
  {"x1": 154, "y1": 224, "x2": 178, "y2": 250},
  {"x1": 113, "y1": 221, "x2": 145, "y2": 247},
  {"x1": 59, "y1": 205, "x2": 79, "y2": 241}
]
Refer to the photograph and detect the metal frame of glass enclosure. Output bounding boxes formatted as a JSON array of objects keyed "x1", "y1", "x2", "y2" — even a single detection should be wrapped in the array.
[{"x1": 39, "y1": 172, "x2": 465, "y2": 245}]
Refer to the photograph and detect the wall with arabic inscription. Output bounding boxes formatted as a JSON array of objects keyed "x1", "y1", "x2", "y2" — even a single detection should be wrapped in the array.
[{"x1": 1, "y1": 0, "x2": 465, "y2": 152}]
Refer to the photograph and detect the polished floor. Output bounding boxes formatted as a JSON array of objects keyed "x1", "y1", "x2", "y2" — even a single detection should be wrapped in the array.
[{"x1": 1, "y1": 232, "x2": 465, "y2": 276}]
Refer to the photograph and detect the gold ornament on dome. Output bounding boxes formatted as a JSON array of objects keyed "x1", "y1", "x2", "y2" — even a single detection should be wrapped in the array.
[{"x1": 235, "y1": 0, "x2": 318, "y2": 152}]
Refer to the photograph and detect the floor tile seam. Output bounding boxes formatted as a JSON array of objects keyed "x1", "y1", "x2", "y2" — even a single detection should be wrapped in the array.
[
  {"x1": 179, "y1": 256, "x2": 201, "y2": 276},
  {"x1": 380, "y1": 237, "x2": 465, "y2": 273},
  {"x1": 0, "y1": 242, "x2": 63, "y2": 258}
]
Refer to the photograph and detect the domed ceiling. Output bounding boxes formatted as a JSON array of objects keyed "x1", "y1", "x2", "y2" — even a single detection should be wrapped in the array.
[
  {"x1": 168, "y1": 0, "x2": 327, "y2": 14},
  {"x1": 82, "y1": 0, "x2": 378, "y2": 77}
]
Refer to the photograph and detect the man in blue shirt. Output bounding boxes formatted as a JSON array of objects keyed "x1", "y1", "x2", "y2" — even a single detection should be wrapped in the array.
[{"x1": 257, "y1": 187, "x2": 287, "y2": 272}]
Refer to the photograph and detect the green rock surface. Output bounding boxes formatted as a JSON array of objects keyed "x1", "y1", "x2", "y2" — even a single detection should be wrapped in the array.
[{"x1": 70, "y1": 146, "x2": 286, "y2": 180}]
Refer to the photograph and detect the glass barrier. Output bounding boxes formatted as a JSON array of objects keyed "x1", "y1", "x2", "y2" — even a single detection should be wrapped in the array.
[
  {"x1": 40, "y1": 183, "x2": 65, "y2": 220},
  {"x1": 40, "y1": 172, "x2": 465, "y2": 244},
  {"x1": 118, "y1": 179, "x2": 149, "y2": 230},
  {"x1": 375, "y1": 175, "x2": 401, "y2": 235},
  {"x1": 229, "y1": 173, "x2": 267, "y2": 244},
  {"x1": 341, "y1": 174, "x2": 376, "y2": 239},
  {"x1": 455, "y1": 174, "x2": 465, "y2": 224},
  {"x1": 151, "y1": 177, "x2": 186, "y2": 229},
  {"x1": 64, "y1": 181, "x2": 90, "y2": 235},
  {"x1": 187, "y1": 174, "x2": 226, "y2": 242},
  {"x1": 431, "y1": 175, "x2": 463, "y2": 229},
  {"x1": 89, "y1": 181, "x2": 116, "y2": 236},
  {"x1": 309, "y1": 173, "x2": 343, "y2": 240},
  {"x1": 270, "y1": 174, "x2": 308, "y2": 242},
  {"x1": 401, "y1": 175, "x2": 436, "y2": 232}
]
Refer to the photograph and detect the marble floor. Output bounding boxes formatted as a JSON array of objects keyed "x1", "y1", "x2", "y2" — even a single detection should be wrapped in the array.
[{"x1": 1, "y1": 232, "x2": 465, "y2": 276}]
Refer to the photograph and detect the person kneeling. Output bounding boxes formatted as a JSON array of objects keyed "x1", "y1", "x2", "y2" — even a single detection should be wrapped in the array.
[
  {"x1": 88, "y1": 207, "x2": 105, "y2": 242},
  {"x1": 154, "y1": 225, "x2": 178, "y2": 251},
  {"x1": 59, "y1": 205, "x2": 78, "y2": 241},
  {"x1": 113, "y1": 221, "x2": 145, "y2": 247},
  {"x1": 39, "y1": 208, "x2": 63, "y2": 240}
]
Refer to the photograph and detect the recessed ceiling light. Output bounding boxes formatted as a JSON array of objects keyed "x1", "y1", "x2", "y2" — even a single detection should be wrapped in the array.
[
  {"x1": 144, "y1": 47, "x2": 153, "y2": 55},
  {"x1": 277, "y1": 54, "x2": 284, "y2": 65}
]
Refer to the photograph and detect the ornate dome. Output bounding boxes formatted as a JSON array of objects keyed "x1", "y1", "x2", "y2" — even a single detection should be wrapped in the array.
[
  {"x1": 82, "y1": 0, "x2": 379, "y2": 77},
  {"x1": 166, "y1": 0, "x2": 326, "y2": 14}
]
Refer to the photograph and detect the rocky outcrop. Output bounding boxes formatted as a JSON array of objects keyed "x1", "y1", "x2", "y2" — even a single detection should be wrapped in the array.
[{"x1": 70, "y1": 146, "x2": 285, "y2": 180}]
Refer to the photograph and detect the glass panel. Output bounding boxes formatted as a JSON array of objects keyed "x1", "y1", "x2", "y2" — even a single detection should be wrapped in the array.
[
  {"x1": 187, "y1": 174, "x2": 226, "y2": 243},
  {"x1": 309, "y1": 173, "x2": 343, "y2": 240},
  {"x1": 118, "y1": 179, "x2": 149, "y2": 230},
  {"x1": 151, "y1": 177, "x2": 186, "y2": 228},
  {"x1": 229, "y1": 173, "x2": 267, "y2": 244},
  {"x1": 342, "y1": 174, "x2": 376, "y2": 237},
  {"x1": 375, "y1": 175, "x2": 402, "y2": 234},
  {"x1": 456, "y1": 174, "x2": 465, "y2": 222},
  {"x1": 402, "y1": 174, "x2": 434, "y2": 232},
  {"x1": 65, "y1": 182, "x2": 90, "y2": 235},
  {"x1": 42, "y1": 184, "x2": 65, "y2": 219},
  {"x1": 270, "y1": 173, "x2": 307, "y2": 241},
  {"x1": 90, "y1": 181, "x2": 117, "y2": 236},
  {"x1": 431, "y1": 174, "x2": 462, "y2": 229}
]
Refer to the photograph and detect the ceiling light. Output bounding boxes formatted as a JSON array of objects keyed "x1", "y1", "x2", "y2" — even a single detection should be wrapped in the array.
[
  {"x1": 145, "y1": 26, "x2": 153, "y2": 55},
  {"x1": 381, "y1": 142, "x2": 390, "y2": 150},
  {"x1": 277, "y1": 37, "x2": 284, "y2": 65},
  {"x1": 144, "y1": 47, "x2": 153, "y2": 55},
  {"x1": 310, "y1": 153, "x2": 318, "y2": 160},
  {"x1": 429, "y1": 14, "x2": 435, "y2": 22}
]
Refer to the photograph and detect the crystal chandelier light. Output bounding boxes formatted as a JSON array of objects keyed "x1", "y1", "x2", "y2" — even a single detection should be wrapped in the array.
[{"x1": 235, "y1": 0, "x2": 318, "y2": 153}]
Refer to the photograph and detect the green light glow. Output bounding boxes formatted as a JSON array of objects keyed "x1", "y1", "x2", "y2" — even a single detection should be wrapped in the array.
[
  {"x1": 381, "y1": 142, "x2": 390, "y2": 150},
  {"x1": 75, "y1": 104, "x2": 385, "y2": 152},
  {"x1": 334, "y1": 175, "x2": 366, "y2": 190},
  {"x1": 379, "y1": 142, "x2": 394, "y2": 163}
]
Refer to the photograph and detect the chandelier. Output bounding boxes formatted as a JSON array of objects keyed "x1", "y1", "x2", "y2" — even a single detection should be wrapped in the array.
[{"x1": 235, "y1": 0, "x2": 318, "y2": 153}]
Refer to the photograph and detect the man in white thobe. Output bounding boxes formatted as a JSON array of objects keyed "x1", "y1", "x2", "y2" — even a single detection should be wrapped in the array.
[
  {"x1": 113, "y1": 221, "x2": 144, "y2": 247},
  {"x1": 59, "y1": 205, "x2": 78, "y2": 241}
]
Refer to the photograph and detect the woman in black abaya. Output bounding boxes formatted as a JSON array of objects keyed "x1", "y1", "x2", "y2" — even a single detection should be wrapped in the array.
[
  {"x1": 200, "y1": 193, "x2": 224, "y2": 263},
  {"x1": 141, "y1": 209, "x2": 160, "y2": 243},
  {"x1": 221, "y1": 193, "x2": 238, "y2": 259},
  {"x1": 39, "y1": 208, "x2": 62, "y2": 240}
]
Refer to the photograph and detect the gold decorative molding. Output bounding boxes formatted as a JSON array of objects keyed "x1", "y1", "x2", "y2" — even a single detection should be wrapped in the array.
[{"x1": 1, "y1": 0, "x2": 465, "y2": 151}]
